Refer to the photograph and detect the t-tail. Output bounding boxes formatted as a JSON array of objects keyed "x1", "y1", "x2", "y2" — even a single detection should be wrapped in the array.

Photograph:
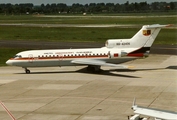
[
  {"x1": 105, "y1": 24, "x2": 171, "y2": 57},
  {"x1": 130, "y1": 24, "x2": 171, "y2": 48},
  {"x1": 127, "y1": 24, "x2": 171, "y2": 57}
]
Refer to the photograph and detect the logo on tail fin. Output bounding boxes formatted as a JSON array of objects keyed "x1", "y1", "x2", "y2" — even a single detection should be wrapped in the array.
[{"x1": 143, "y1": 30, "x2": 151, "y2": 36}]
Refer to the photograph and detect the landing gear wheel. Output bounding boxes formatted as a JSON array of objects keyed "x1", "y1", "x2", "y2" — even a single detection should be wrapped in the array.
[
  {"x1": 87, "y1": 65, "x2": 101, "y2": 73},
  {"x1": 25, "y1": 69, "x2": 30, "y2": 74}
]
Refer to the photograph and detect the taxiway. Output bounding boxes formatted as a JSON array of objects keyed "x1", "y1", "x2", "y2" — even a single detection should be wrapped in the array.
[{"x1": 0, "y1": 54, "x2": 177, "y2": 120}]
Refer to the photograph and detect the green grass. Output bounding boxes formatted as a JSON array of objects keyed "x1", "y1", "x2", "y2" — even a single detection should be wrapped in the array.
[
  {"x1": 155, "y1": 29, "x2": 177, "y2": 44},
  {"x1": 0, "y1": 26, "x2": 135, "y2": 42},
  {"x1": 0, "y1": 26, "x2": 176, "y2": 44}
]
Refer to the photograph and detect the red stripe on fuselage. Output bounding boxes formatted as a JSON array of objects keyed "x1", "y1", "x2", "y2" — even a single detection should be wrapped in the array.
[
  {"x1": 9, "y1": 55, "x2": 108, "y2": 61},
  {"x1": 127, "y1": 53, "x2": 144, "y2": 57},
  {"x1": 127, "y1": 47, "x2": 150, "y2": 57}
]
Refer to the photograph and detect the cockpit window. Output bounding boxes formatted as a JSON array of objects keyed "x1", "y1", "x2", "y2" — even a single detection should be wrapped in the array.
[{"x1": 13, "y1": 55, "x2": 22, "y2": 58}]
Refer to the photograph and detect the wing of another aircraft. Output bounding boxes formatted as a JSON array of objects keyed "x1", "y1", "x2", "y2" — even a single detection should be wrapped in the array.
[
  {"x1": 131, "y1": 99, "x2": 177, "y2": 120},
  {"x1": 71, "y1": 59, "x2": 129, "y2": 69}
]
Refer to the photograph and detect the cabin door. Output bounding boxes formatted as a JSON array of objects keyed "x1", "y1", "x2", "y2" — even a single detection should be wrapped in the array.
[
  {"x1": 58, "y1": 54, "x2": 63, "y2": 66},
  {"x1": 108, "y1": 51, "x2": 119, "y2": 59},
  {"x1": 28, "y1": 54, "x2": 33, "y2": 63}
]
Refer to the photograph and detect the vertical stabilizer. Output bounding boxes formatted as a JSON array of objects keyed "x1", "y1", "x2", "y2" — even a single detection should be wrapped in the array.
[
  {"x1": 127, "y1": 24, "x2": 171, "y2": 57},
  {"x1": 105, "y1": 24, "x2": 170, "y2": 50},
  {"x1": 130, "y1": 24, "x2": 170, "y2": 48}
]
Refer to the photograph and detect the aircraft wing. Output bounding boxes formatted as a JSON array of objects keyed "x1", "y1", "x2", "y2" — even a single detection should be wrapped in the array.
[
  {"x1": 132, "y1": 99, "x2": 177, "y2": 120},
  {"x1": 71, "y1": 59, "x2": 129, "y2": 69}
]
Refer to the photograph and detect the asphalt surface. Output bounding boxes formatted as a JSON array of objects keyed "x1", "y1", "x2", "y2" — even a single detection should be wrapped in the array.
[
  {"x1": 0, "y1": 40, "x2": 176, "y2": 55},
  {"x1": 0, "y1": 54, "x2": 177, "y2": 120}
]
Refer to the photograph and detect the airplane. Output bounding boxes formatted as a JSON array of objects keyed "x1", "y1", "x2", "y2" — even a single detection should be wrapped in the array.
[
  {"x1": 6, "y1": 24, "x2": 171, "y2": 74},
  {"x1": 129, "y1": 98, "x2": 177, "y2": 120}
]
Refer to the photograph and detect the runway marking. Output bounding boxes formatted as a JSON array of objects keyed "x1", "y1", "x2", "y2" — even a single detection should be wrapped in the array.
[{"x1": 0, "y1": 101, "x2": 16, "y2": 120}]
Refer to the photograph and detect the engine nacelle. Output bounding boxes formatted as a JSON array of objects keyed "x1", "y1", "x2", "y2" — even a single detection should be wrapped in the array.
[
  {"x1": 105, "y1": 39, "x2": 130, "y2": 48},
  {"x1": 105, "y1": 39, "x2": 121, "y2": 48}
]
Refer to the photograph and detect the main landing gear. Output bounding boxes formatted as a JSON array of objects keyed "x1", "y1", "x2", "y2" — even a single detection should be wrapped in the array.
[
  {"x1": 24, "y1": 68, "x2": 30, "y2": 74},
  {"x1": 87, "y1": 65, "x2": 101, "y2": 73}
]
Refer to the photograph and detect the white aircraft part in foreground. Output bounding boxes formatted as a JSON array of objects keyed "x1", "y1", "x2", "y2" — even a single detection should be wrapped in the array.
[
  {"x1": 6, "y1": 24, "x2": 171, "y2": 73},
  {"x1": 129, "y1": 99, "x2": 177, "y2": 120}
]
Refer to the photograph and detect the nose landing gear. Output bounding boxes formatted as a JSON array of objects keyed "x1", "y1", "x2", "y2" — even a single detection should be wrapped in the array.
[{"x1": 24, "y1": 68, "x2": 30, "y2": 74}]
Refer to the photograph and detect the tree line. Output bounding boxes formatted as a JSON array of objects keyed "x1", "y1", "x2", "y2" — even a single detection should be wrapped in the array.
[{"x1": 0, "y1": 1, "x2": 176, "y2": 15}]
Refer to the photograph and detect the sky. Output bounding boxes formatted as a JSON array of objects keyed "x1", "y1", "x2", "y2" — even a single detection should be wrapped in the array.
[{"x1": 0, "y1": 0, "x2": 176, "y2": 5}]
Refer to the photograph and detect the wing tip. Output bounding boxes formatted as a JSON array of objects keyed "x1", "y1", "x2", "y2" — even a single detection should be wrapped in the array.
[{"x1": 132, "y1": 98, "x2": 138, "y2": 110}]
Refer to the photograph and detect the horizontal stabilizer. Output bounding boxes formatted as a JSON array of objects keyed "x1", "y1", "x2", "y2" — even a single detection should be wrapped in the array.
[{"x1": 146, "y1": 24, "x2": 172, "y2": 29}]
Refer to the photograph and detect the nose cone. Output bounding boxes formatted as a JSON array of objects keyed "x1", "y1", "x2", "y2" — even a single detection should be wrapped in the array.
[{"x1": 6, "y1": 60, "x2": 13, "y2": 66}]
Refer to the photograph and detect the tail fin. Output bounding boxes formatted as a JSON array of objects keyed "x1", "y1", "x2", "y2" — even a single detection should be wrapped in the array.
[
  {"x1": 126, "y1": 24, "x2": 171, "y2": 57},
  {"x1": 130, "y1": 24, "x2": 171, "y2": 48},
  {"x1": 105, "y1": 24, "x2": 170, "y2": 49}
]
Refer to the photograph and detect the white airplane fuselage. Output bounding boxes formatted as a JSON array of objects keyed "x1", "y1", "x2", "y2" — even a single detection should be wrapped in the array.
[{"x1": 7, "y1": 47, "x2": 138, "y2": 67}]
